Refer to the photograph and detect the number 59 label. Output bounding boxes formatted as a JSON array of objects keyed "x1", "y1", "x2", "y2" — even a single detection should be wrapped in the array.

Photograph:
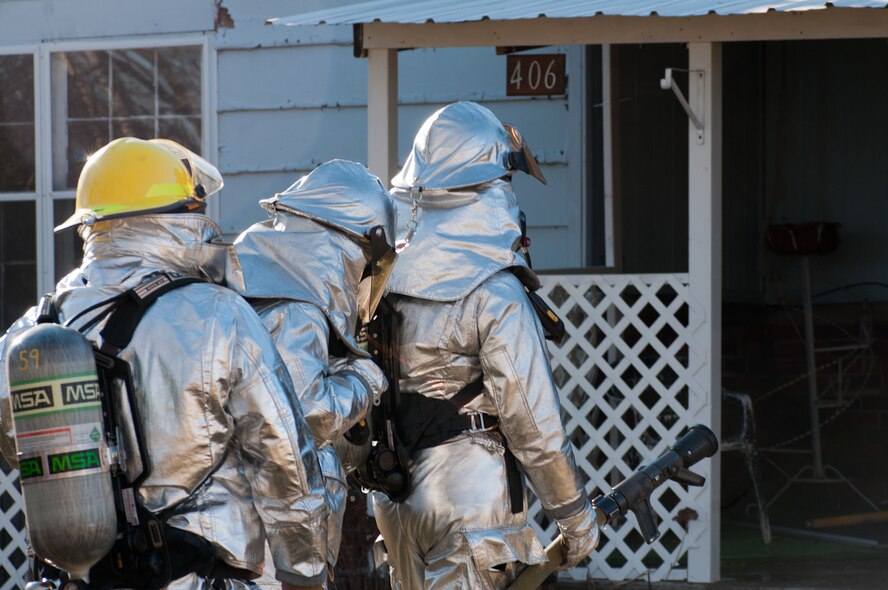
[{"x1": 506, "y1": 54, "x2": 566, "y2": 97}]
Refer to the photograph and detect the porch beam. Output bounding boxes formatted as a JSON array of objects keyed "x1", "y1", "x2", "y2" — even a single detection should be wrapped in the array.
[
  {"x1": 361, "y1": 8, "x2": 888, "y2": 49},
  {"x1": 367, "y1": 48, "x2": 399, "y2": 186},
  {"x1": 687, "y1": 41, "x2": 722, "y2": 584}
]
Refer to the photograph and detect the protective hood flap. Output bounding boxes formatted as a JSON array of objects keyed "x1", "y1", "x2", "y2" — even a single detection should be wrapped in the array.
[
  {"x1": 79, "y1": 214, "x2": 244, "y2": 291},
  {"x1": 234, "y1": 215, "x2": 367, "y2": 355},
  {"x1": 388, "y1": 180, "x2": 538, "y2": 301},
  {"x1": 261, "y1": 159, "x2": 395, "y2": 243}
]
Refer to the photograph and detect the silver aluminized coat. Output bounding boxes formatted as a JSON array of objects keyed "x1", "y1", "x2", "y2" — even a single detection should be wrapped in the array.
[
  {"x1": 374, "y1": 102, "x2": 596, "y2": 588},
  {"x1": 373, "y1": 272, "x2": 592, "y2": 588},
  {"x1": 233, "y1": 160, "x2": 392, "y2": 571},
  {"x1": 0, "y1": 215, "x2": 328, "y2": 588}
]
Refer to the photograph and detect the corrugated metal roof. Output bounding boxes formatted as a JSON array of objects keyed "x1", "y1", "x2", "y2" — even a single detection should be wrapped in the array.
[{"x1": 269, "y1": 0, "x2": 888, "y2": 26}]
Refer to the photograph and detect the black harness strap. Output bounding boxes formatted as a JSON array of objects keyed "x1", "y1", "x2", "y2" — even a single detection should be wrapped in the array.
[
  {"x1": 503, "y1": 447, "x2": 524, "y2": 514},
  {"x1": 100, "y1": 273, "x2": 204, "y2": 354}
]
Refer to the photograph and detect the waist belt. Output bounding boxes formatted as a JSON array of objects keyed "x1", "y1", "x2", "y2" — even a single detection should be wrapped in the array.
[
  {"x1": 399, "y1": 391, "x2": 498, "y2": 452},
  {"x1": 396, "y1": 379, "x2": 524, "y2": 513}
]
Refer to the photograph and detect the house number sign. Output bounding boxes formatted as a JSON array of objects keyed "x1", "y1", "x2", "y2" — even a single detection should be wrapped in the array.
[{"x1": 506, "y1": 54, "x2": 566, "y2": 96}]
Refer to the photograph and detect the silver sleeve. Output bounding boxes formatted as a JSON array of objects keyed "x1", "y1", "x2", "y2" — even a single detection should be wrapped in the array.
[{"x1": 476, "y1": 274, "x2": 591, "y2": 519}]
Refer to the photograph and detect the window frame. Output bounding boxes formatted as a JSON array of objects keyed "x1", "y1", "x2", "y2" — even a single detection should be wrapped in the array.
[{"x1": 0, "y1": 34, "x2": 216, "y2": 300}]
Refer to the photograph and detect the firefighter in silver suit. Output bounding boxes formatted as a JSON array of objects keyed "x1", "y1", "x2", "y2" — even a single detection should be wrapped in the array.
[
  {"x1": 0, "y1": 138, "x2": 328, "y2": 590},
  {"x1": 233, "y1": 160, "x2": 396, "y2": 584},
  {"x1": 372, "y1": 101, "x2": 599, "y2": 589}
]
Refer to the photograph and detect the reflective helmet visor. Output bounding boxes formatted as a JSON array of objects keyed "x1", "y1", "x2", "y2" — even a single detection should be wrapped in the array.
[
  {"x1": 357, "y1": 226, "x2": 398, "y2": 324},
  {"x1": 504, "y1": 123, "x2": 546, "y2": 185},
  {"x1": 150, "y1": 139, "x2": 224, "y2": 199}
]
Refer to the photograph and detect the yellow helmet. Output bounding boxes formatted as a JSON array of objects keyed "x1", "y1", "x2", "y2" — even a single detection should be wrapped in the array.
[{"x1": 54, "y1": 137, "x2": 223, "y2": 232}]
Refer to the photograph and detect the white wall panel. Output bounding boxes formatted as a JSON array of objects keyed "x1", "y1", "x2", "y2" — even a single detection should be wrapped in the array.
[
  {"x1": 0, "y1": 0, "x2": 214, "y2": 45},
  {"x1": 218, "y1": 46, "x2": 368, "y2": 111},
  {"x1": 218, "y1": 107, "x2": 367, "y2": 173},
  {"x1": 217, "y1": 170, "x2": 307, "y2": 235},
  {"x1": 513, "y1": 165, "x2": 570, "y2": 226},
  {"x1": 520, "y1": 226, "x2": 573, "y2": 269}
]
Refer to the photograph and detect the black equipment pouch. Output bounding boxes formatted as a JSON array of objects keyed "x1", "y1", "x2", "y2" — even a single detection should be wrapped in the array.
[
  {"x1": 353, "y1": 296, "x2": 412, "y2": 503},
  {"x1": 526, "y1": 289, "x2": 566, "y2": 344},
  {"x1": 38, "y1": 272, "x2": 206, "y2": 590},
  {"x1": 513, "y1": 212, "x2": 566, "y2": 344}
]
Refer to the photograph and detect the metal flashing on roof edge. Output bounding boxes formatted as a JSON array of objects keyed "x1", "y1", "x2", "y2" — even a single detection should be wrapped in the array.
[{"x1": 268, "y1": 0, "x2": 888, "y2": 27}]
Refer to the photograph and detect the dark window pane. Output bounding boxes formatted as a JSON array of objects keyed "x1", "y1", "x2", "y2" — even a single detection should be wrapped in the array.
[
  {"x1": 65, "y1": 120, "x2": 109, "y2": 188},
  {"x1": 159, "y1": 117, "x2": 201, "y2": 154},
  {"x1": 1, "y1": 201, "x2": 35, "y2": 262},
  {"x1": 0, "y1": 55, "x2": 34, "y2": 124},
  {"x1": 0, "y1": 55, "x2": 35, "y2": 192},
  {"x1": 112, "y1": 49, "x2": 155, "y2": 118},
  {"x1": 0, "y1": 201, "x2": 36, "y2": 330},
  {"x1": 53, "y1": 199, "x2": 83, "y2": 282},
  {"x1": 1, "y1": 263, "x2": 36, "y2": 330},
  {"x1": 63, "y1": 51, "x2": 109, "y2": 119},
  {"x1": 0, "y1": 124, "x2": 35, "y2": 192},
  {"x1": 157, "y1": 46, "x2": 201, "y2": 116},
  {"x1": 112, "y1": 118, "x2": 154, "y2": 141}
]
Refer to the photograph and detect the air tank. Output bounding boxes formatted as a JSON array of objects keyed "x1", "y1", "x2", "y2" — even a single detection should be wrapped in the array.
[{"x1": 6, "y1": 323, "x2": 117, "y2": 582}]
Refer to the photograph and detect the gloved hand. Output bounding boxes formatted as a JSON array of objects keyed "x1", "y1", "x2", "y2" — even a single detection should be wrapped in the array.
[
  {"x1": 328, "y1": 356, "x2": 388, "y2": 404},
  {"x1": 556, "y1": 499, "x2": 600, "y2": 569}
]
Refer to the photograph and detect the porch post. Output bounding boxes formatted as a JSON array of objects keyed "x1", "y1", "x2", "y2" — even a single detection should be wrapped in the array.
[
  {"x1": 687, "y1": 41, "x2": 722, "y2": 583},
  {"x1": 367, "y1": 48, "x2": 399, "y2": 186}
]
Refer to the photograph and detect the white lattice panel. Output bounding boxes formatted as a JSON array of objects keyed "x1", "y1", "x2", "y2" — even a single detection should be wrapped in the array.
[
  {"x1": 532, "y1": 273, "x2": 713, "y2": 582},
  {"x1": 0, "y1": 463, "x2": 27, "y2": 590}
]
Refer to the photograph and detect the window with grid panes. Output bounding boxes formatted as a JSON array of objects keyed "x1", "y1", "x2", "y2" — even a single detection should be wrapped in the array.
[{"x1": 0, "y1": 54, "x2": 37, "y2": 330}]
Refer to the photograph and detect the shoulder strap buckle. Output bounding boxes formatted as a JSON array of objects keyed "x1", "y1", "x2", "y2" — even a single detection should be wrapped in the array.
[{"x1": 35, "y1": 294, "x2": 59, "y2": 324}]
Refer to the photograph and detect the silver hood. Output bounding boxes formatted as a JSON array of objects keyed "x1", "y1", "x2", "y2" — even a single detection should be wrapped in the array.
[
  {"x1": 261, "y1": 159, "x2": 396, "y2": 243},
  {"x1": 388, "y1": 179, "x2": 538, "y2": 301},
  {"x1": 234, "y1": 215, "x2": 368, "y2": 356},
  {"x1": 391, "y1": 101, "x2": 545, "y2": 191},
  {"x1": 74, "y1": 214, "x2": 244, "y2": 292},
  {"x1": 234, "y1": 159, "x2": 396, "y2": 355}
]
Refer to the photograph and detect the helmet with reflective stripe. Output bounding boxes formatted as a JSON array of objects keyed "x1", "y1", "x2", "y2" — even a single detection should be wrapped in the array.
[{"x1": 54, "y1": 137, "x2": 223, "y2": 232}]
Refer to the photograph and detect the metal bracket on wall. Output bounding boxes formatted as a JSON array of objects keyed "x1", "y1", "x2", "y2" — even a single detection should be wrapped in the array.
[{"x1": 660, "y1": 67, "x2": 705, "y2": 145}]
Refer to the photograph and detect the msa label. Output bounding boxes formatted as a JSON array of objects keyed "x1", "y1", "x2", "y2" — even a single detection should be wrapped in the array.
[
  {"x1": 19, "y1": 457, "x2": 44, "y2": 480},
  {"x1": 62, "y1": 380, "x2": 101, "y2": 405},
  {"x1": 10, "y1": 373, "x2": 101, "y2": 419},
  {"x1": 12, "y1": 387, "x2": 53, "y2": 413},
  {"x1": 48, "y1": 448, "x2": 101, "y2": 475},
  {"x1": 19, "y1": 443, "x2": 109, "y2": 483}
]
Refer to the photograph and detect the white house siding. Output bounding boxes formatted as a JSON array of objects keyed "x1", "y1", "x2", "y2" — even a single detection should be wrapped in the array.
[
  {"x1": 216, "y1": 0, "x2": 583, "y2": 269},
  {"x1": 0, "y1": 0, "x2": 214, "y2": 44}
]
